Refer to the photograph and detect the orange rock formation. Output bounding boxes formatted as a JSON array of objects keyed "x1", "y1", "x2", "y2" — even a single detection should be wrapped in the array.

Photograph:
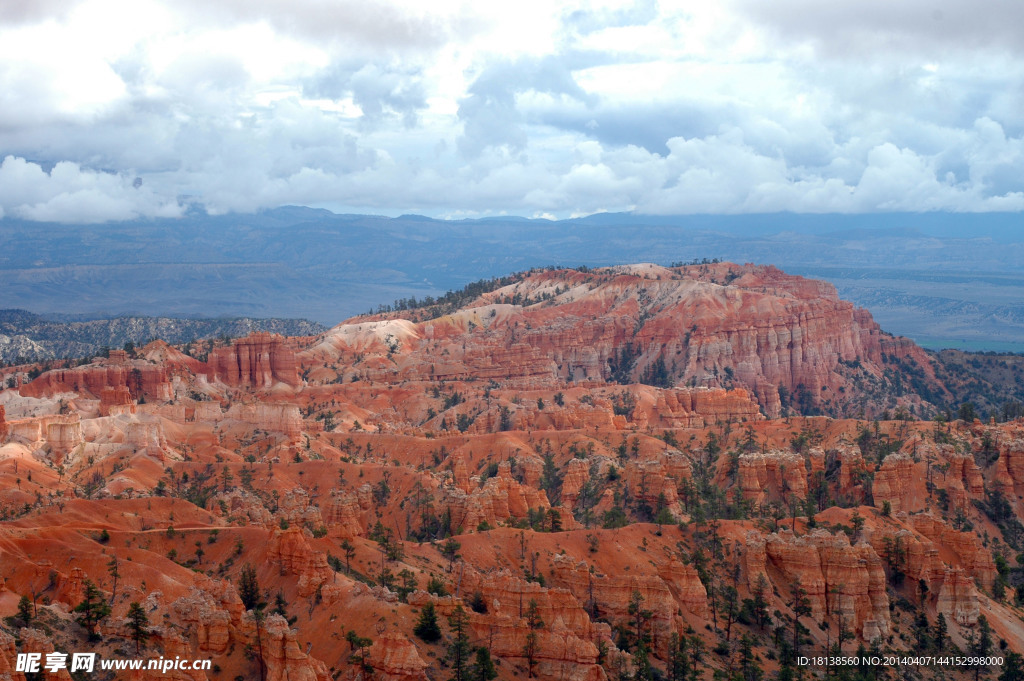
[
  {"x1": 0, "y1": 264, "x2": 1018, "y2": 681},
  {"x1": 205, "y1": 333, "x2": 299, "y2": 388}
]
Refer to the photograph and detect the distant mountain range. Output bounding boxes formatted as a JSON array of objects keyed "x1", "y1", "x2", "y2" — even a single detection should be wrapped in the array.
[
  {"x1": 1, "y1": 208, "x2": 1022, "y2": 350},
  {"x1": 0, "y1": 309, "x2": 325, "y2": 364}
]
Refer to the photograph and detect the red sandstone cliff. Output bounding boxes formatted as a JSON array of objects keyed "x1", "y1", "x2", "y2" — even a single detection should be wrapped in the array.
[
  {"x1": 746, "y1": 529, "x2": 891, "y2": 641},
  {"x1": 308, "y1": 264, "x2": 945, "y2": 418},
  {"x1": 205, "y1": 333, "x2": 299, "y2": 388},
  {"x1": 20, "y1": 359, "x2": 172, "y2": 402}
]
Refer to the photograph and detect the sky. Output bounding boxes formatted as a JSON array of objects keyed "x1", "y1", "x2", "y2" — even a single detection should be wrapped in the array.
[{"x1": 1, "y1": 0, "x2": 1023, "y2": 222}]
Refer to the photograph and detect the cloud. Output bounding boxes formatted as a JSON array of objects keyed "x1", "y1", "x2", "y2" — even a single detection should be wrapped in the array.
[
  {"x1": 0, "y1": 0, "x2": 81, "y2": 24},
  {"x1": 564, "y1": 0, "x2": 658, "y2": 35},
  {"x1": 305, "y1": 61, "x2": 428, "y2": 128},
  {"x1": 457, "y1": 55, "x2": 597, "y2": 156},
  {"x1": 0, "y1": 156, "x2": 183, "y2": 223},
  {"x1": 732, "y1": 0, "x2": 1024, "y2": 58},
  {"x1": 1, "y1": 0, "x2": 1023, "y2": 221},
  {"x1": 171, "y1": 0, "x2": 478, "y2": 53},
  {"x1": 0, "y1": 37, "x2": 127, "y2": 128},
  {"x1": 537, "y1": 100, "x2": 725, "y2": 156}
]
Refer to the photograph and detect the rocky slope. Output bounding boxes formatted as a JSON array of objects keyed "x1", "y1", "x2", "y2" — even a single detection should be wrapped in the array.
[
  {"x1": 310, "y1": 262, "x2": 945, "y2": 419},
  {"x1": 0, "y1": 309, "x2": 325, "y2": 365},
  {"x1": 930, "y1": 348, "x2": 1024, "y2": 420},
  {"x1": 0, "y1": 263, "x2": 1019, "y2": 681}
]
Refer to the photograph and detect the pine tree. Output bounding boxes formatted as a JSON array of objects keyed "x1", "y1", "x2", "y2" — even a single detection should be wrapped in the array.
[
  {"x1": 777, "y1": 660, "x2": 797, "y2": 681},
  {"x1": 546, "y1": 508, "x2": 562, "y2": 532},
  {"x1": 469, "y1": 647, "x2": 497, "y2": 681},
  {"x1": 17, "y1": 595, "x2": 32, "y2": 625},
  {"x1": 687, "y1": 633, "x2": 705, "y2": 681},
  {"x1": 668, "y1": 633, "x2": 690, "y2": 681},
  {"x1": 238, "y1": 564, "x2": 262, "y2": 611},
  {"x1": 934, "y1": 612, "x2": 948, "y2": 652},
  {"x1": 341, "y1": 539, "x2": 355, "y2": 574},
  {"x1": 127, "y1": 601, "x2": 150, "y2": 654},
  {"x1": 751, "y1": 574, "x2": 771, "y2": 630},
  {"x1": 106, "y1": 556, "x2": 120, "y2": 605},
  {"x1": 398, "y1": 569, "x2": 418, "y2": 603},
  {"x1": 667, "y1": 630, "x2": 700, "y2": 679},
  {"x1": 249, "y1": 607, "x2": 268, "y2": 681},
  {"x1": 272, "y1": 591, "x2": 289, "y2": 619},
  {"x1": 447, "y1": 606, "x2": 472, "y2": 681},
  {"x1": 440, "y1": 538, "x2": 461, "y2": 572},
  {"x1": 912, "y1": 609, "x2": 931, "y2": 652},
  {"x1": 969, "y1": 615, "x2": 994, "y2": 681},
  {"x1": 788, "y1": 578, "x2": 811, "y2": 657},
  {"x1": 540, "y1": 453, "x2": 562, "y2": 503},
  {"x1": 74, "y1": 579, "x2": 111, "y2": 641},
  {"x1": 720, "y1": 584, "x2": 739, "y2": 641},
  {"x1": 414, "y1": 602, "x2": 442, "y2": 642},
  {"x1": 237, "y1": 565, "x2": 266, "y2": 681},
  {"x1": 628, "y1": 590, "x2": 652, "y2": 650},
  {"x1": 345, "y1": 630, "x2": 373, "y2": 676},
  {"x1": 522, "y1": 599, "x2": 544, "y2": 678},
  {"x1": 738, "y1": 634, "x2": 763, "y2": 681},
  {"x1": 850, "y1": 510, "x2": 865, "y2": 540},
  {"x1": 1000, "y1": 652, "x2": 1024, "y2": 681},
  {"x1": 633, "y1": 642, "x2": 652, "y2": 681}
]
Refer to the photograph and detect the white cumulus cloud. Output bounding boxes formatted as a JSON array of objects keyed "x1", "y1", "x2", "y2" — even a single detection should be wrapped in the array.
[
  {"x1": 0, "y1": 0, "x2": 1022, "y2": 220},
  {"x1": 0, "y1": 156, "x2": 183, "y2": 223}
]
